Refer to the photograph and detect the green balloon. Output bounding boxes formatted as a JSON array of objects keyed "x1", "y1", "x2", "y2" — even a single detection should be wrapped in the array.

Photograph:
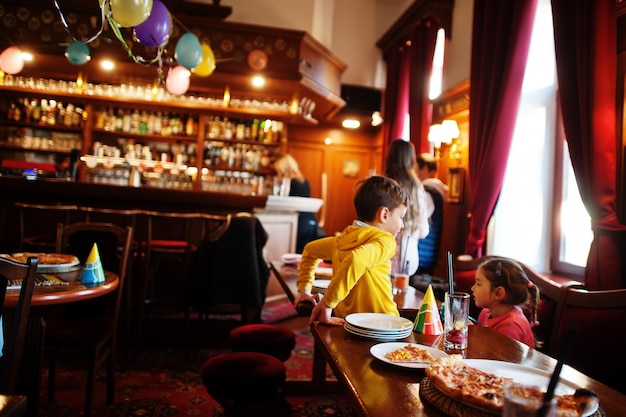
[{"x1": 110, "y1": 0, "x2": 153, "y2": 27}]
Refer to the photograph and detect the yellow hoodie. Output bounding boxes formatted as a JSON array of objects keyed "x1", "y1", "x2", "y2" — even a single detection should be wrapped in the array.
[{"x1": 297, "y1": 223, "x2": 399, "y2": 318}]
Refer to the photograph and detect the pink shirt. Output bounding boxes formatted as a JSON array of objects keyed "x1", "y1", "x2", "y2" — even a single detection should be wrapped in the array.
[{"x1": 477, "y1": 306, "x2": 535, "y2": 348}]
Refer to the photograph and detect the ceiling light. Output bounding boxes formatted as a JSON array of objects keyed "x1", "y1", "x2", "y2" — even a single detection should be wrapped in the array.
[
  {"x1": 100, "y1": 60, "x2": 115, "y2": 71},
  {"x1": 342, "y1": 119, "x2": 360, "y2": 129},
  {"x1": 371, "y1": 111, "x2": 383, "y2": 126},
  {"x1": 251, "y1": 75, "x2": 265, "y2": 87}
]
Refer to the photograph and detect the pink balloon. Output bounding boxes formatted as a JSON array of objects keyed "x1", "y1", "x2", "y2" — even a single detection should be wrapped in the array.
[
  {"x1": 0, "y1": 46, "x2": 24, "y2": 74},
  {"x1": 165, "y1": 65, "x2": 190, "y2": 96}
]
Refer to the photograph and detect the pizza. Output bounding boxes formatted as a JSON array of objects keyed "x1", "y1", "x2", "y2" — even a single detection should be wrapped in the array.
[
  {"x1": 424, "y1": 355, "x2": 598, "y2": 417},
  {"x1": 6, "y1": 252, "x2": 79, "y2": 266},
  {"x1": 384, "y1": 344, "x2": 435, "y2": 363}
]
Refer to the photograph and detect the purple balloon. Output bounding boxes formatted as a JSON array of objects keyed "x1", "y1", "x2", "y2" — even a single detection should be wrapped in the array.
[{"x1": 133, "y1": 0, "x2": 171, "y2": 48}]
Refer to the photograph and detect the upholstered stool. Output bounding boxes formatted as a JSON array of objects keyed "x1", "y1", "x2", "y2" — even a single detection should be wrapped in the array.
[
  {"x1": 201, "y1": 351, "x2": 291, "y2": 417},
  {"x1": 229, "y1": 324, "x2": 296, "y2": 362}
]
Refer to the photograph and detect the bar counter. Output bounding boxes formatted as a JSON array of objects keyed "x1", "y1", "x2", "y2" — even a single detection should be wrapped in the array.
[
  {"x1": 0, "y1": 176, "x2": 268, "y2": 213},
  {"x1": 0, "y1": 175, "x2": 268, "y2": 254}
]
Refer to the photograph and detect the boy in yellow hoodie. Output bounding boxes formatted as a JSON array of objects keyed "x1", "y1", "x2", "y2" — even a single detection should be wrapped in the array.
[{"x1": 294, "y1": 175, "x2": 408, "y2": 325}]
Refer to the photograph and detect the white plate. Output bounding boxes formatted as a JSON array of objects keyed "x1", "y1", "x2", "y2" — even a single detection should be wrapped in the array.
[
  {"x1": 344, "y1": 323, "x2": 412, "y2": 341},
  {"x1": 281, "y1": 253, "x2": 301, "y2": 264},
  {"x1": 314, "y1": 267, "x2": 333, "y2": 278},
  {"x1": 312, "y1": 279, "x2": 330, "y2": 293},
  {"x1": 343, "y1": 322, "x2": 413, "y2": 337},
  {"x1": 465, "y1": 359, "x2": 599, "y2": 416},
  {"x1": 370, "y1": 342, "x2": 448, "y2": 369},
  {"x1": 345, "y1": 313, "x2": 413, "y2": 332}
]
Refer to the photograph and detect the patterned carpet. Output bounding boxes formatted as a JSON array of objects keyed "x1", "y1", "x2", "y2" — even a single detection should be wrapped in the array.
[{"x1": 37, "y1": 300, "x2": 354, "y2": 417}]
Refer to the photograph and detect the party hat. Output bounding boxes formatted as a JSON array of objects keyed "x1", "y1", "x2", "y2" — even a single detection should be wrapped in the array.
[
  {"x1": 79, "y1": 243, "x2": 105, "y2": 285},
  {"x1": 413, "y1": 284, "x2": 443, "y2": 335}
]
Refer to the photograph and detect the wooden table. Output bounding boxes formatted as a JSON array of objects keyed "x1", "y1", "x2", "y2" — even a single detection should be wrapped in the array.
[
  {"x1": 311, "y1": 322, "x2": 626, "y2": 417},
  {"x1": 3, "y1": 268, "x2": 119, "y2": 416},
  {"x1": 269, "y1": 261, "x2": 425, "y2": 315},
  {"x1": 4, "y1": 269, "x2": 119, "y2": 307},
  {"x1": 270, "y1": 260, "x2": 427, "y2": 394}
]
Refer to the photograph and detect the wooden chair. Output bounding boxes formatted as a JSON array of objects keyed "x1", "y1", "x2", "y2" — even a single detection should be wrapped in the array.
[
  {"x1": 517, "y1": 262, "x2": 578, "y2": 353},
  {"x1": 46, "y1": 222, "x2": 133, "y2": 416},
  {"x1": 14, "y1": 201, "x2": 78, "y2": 252},
  {"x1": 0, "y1": 256, "x2": 38, "y2": 394},
  {"x1": 548, "y1": 285, "x2": 626, "y2": 393},
  {"x1": 184, "y1": 213, "x2": 270, "y2": 355},
  {"x1": 78, "y1": 206, "x2": 144, "y2": 348}
]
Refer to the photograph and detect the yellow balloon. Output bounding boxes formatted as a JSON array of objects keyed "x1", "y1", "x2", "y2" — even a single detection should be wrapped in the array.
[
  {"x1": 110, "y1": 0, "x2": 152, "y2": 27},
  {"x1": 193, "y1": 44, "x2": 216, "y2": 77}
]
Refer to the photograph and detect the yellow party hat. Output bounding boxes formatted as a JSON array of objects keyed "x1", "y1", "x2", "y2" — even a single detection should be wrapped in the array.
[
  {"x1": 413, "y1": 284, "x2": 443, "y2": 335},
  {"x1": 79, "y1": 243, "x2": 105, "y2": 285}
]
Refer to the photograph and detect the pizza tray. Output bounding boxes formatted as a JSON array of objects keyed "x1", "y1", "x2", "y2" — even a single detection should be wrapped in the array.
[{"x1": 418, "y1": 377, "x2": 606, "y2": 417}]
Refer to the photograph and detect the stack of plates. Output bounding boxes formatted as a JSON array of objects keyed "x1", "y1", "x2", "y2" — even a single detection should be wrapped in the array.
[
  {"x1": 344, "y1": 313, "x2": 413, "y2": 341},
  {"x1": 312, "y1": 279, "x2": 330, "y2": 294}
]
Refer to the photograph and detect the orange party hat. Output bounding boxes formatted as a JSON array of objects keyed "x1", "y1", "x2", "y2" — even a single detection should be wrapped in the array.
[
  {"x1": 79, "y1": 243, "x2": 105, "y2": 285},
  {"x1": 413, "y1": 284, "x2": 443, "y2": 335}
]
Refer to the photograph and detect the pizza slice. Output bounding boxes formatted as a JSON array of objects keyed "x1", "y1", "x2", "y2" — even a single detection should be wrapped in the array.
[{"x1": 425, "y1": 355, "x2": 599, "y2": 417}]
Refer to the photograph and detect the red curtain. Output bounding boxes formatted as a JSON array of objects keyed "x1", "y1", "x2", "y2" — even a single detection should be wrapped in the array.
[
  {"x1": 465, "y1": 0, "x2": 538, "y2": 257},
  {"x1": 551, "y1": 0, "x2": 626, "y2": 290},
  {"x1": 409, "y1": 20, "x2": 438, "y2": 154},
  {"x1": 382, "y1": 43, "x2": 411, "y2": 160},
  {"x1": 381, "y1": 18, "x2": 440, "y2": 163}
]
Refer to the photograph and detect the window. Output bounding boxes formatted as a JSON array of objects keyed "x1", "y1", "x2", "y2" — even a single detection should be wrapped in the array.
[{"x1": 489, "y1": 0, "x2": 591, "y2": 276}]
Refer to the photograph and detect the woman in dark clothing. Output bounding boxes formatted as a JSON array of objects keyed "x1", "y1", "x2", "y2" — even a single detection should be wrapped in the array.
[{"x1": 274, "y1": 154, "x2": 325, "y2": 253}]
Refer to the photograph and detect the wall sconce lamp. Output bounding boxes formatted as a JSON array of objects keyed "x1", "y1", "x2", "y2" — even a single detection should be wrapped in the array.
[{"x1": 428, "y1": 119, "x2": 459, "y2": 160}]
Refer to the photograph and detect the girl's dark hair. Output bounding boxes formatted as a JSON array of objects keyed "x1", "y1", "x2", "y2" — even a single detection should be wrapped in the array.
[
  {"x1": 478, "y1": 257, "x2": 540, "y2": 327},
  {"x1": 384, "y1": 139, "x2": 421, "y2": 234},
  {"x1": 353, "y1": 175, "x2": 408, "y2": 222}
]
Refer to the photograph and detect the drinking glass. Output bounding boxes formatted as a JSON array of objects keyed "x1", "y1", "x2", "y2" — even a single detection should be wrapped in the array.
[
  {"x1": 444, "y1": 292, "x2": 470, "y2": 350},
  {"x1": 503, "y1": 383, "x2": 556, "y2": 417}
]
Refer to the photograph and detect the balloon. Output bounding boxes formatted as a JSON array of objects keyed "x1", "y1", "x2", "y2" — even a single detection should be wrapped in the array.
[
  {"x1": 110, "y1": 0, "x2": 152, "y2": 27},
  {"x1": 0, "y1": 46, "x2": 24, "y2": 74},
  {"x1": 165, "y1": 65, "x2": 190, "y2": 96},
  {"x1": 175, "y1": 32, "x2": 202, "y2": 70},
  {"x1": 247, "y1": 49, "x2": 268, "y2": 70},
  {"x1": 65, "y1": 41, "x2": 91, "y2": 65},
  {"x1": 133, "y1": 0, "x2": 171, "y2": 47},
  {"x1": 193, "y1": 44, "x2": 216, "y2": 77}
]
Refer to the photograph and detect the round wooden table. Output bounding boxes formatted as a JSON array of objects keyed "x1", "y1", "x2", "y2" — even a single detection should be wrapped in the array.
[
  {"x1": 4, "y1": 269, "x2": 119, "y2": 308},
  {"x1": 3, "y1": 267, "x2": 119, "y2": 416}
]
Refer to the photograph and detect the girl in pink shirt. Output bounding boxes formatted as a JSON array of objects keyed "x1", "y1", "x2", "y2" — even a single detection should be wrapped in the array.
[{"x1": 471, "y1": 258, "x2": 539, "y2": 348}]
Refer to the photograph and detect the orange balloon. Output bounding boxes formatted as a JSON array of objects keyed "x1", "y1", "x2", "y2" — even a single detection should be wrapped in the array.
[{"x1": 247, "y1": 49, "x2": 268, "y2": 71}]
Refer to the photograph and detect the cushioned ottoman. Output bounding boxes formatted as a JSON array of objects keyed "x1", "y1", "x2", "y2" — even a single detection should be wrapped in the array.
[
  {"x1": 201, "y1": 351, "x2": 290, "y2": 417},
  {"x1": 229, "y1": 324, "x2": 296, "y2": 362}
]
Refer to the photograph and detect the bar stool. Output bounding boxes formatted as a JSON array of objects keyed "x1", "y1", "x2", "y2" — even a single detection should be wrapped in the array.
[
  {"x1": 229, "y1": 324, "x2": 296, "y2": 362},
  {"x1": 136, "y1": 210, "x2": 204, "y2": 352},
  {"x1": 14, "y1": 201, "x2": 78, "y2": 252},
  {"x1": 201, "y1": 351, "x2": 290, "y2": 417}
]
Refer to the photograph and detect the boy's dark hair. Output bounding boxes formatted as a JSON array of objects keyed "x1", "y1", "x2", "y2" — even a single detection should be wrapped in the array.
[{"x1": 353, "y1": 175, "x2": 408, "y2": 222}]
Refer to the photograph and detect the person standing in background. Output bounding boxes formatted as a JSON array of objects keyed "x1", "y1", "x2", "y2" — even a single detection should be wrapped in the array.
[
  {"x1": 274, "y1": 154, "x2": 325, "y2": 253},
  {"x1": 384, "y1": 139, "x2": 429, "y2": 277},
  {"x1": 416, "y1": 153, "x2": 448, "y2": 275}
]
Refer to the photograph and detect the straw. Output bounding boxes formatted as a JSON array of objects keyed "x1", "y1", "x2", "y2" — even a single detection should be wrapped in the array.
[
  {"x1": 537, "y1": 328, "x2": 576, "y2": 417},
  {"x1": 447, "y1": 251, "x2": 454, "y2": 294}
]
